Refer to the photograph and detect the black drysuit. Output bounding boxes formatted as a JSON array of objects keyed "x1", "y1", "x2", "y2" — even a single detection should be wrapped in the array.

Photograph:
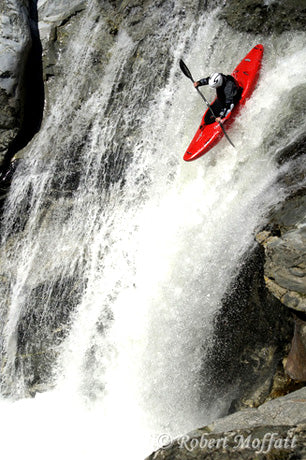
[{"x1": 197, "y1": 74, "x2": 242, "y2": 124}]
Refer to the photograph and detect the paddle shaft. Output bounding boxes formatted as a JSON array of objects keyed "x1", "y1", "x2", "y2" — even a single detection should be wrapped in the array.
[{"x1": 179, "y1": 59, "x2": 235, "y2": 148}]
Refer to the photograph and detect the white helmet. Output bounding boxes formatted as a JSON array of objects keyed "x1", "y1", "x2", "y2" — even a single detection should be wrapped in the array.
[{"x1": 209, "y1": 73, "x2": 223, "y2": 88}]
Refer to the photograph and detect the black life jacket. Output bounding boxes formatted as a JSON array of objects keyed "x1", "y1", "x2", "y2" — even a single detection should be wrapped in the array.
[{"x1": 216, "y1": 74, "x2": 241, "y2": 107}]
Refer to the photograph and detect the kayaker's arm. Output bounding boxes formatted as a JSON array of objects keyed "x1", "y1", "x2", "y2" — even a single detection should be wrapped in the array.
[
  {"x1": 219, "y1": 102, "x2": 235, "y2": 119},
  {"x1": 194, "y1": 77, "x2": 209, "y2": 88}
]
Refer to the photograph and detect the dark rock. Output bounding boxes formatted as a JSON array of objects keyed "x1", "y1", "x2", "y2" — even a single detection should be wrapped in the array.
[
  {"x1": 264, "y1": 227, "x2": 306, "y2": 299},
  {"x1": 0, "y1": 1, "x2": 44, "y2": 173},
  {"x1": 285, "y1": 315, "x2": 306, "y2": 381},
  {"x1": 257, "y1": 193, "x2": 306, "y2": 314},
  {"x1": 0, "y1": 158, "x2": 19, "y2": 213},
  {"x1": 256, "y1": 185, "x2": 306, "y2": 387},
  {"x1": 0, "y1": 0, "x2": 32, "y2": 164},
  {"x1": 0, "y1": 273, "x2": 83, "y2": 397},
  {"x1": 7, "y1": 1, "x2": 45, "y2": 159},
  {"x1": 200, "y1": 246, "x2": 294, "y2": 413},
  {"x1": 220, "y1": 0, "x2": 306, "y2": 35},
  {"x1": 277, "y1": 133, "x2": 306, "y2": 167}
]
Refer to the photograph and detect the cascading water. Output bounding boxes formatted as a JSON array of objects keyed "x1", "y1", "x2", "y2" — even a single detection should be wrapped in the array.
[{"x1": 0, "y1": 1, "x2": 305, "y2": 459}]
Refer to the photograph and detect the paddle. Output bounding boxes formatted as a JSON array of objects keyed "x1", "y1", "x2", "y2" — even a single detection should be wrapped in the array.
[{"x1": 179, "y1": 59, "x2": 235, "y2": 149}]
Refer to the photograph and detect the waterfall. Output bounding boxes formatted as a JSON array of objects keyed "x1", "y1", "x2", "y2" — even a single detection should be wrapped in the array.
[{"x1": 0, "y1": 1, "x2": 305, "y2": 459}]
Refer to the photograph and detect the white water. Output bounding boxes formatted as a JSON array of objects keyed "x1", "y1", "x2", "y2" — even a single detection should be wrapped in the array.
[{"x1": 0, "y1": 3, "x2": 306, "y2": 459}]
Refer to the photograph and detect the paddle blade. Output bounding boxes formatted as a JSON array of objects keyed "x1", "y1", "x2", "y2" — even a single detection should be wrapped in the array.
[{"x1": 179, "y1": 59, "x2": 194, "y2": 82}]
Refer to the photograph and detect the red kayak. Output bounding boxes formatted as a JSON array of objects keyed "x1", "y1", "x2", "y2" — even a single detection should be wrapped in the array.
[{"x1": 183, "y1": 44, "x2": 264, "y2": 162}]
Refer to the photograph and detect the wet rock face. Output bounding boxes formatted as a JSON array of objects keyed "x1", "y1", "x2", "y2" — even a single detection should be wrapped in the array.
[
  {"x1": 38, "y1": 0, "x2": 86, "y2": 81},
  {"x1": 285, "y1": 315, "x2": 306, "y2": 381},
  {"x1": 258, "y1": 194, "x2": 306, "y2": 314},
  {"x1": 256, "y1": 193, "x2": 306, "y2": 383},
  {"x1": 220, "y1": 0, "x2": 306, "y2": 35},
  {"x1": 0, "y1": 0, "x2": 44, "y2": 172},
  {"x1": 0, "y1": 0, "x2": 32, "y2": 164},
  {"x1": 146, "y1": 387, "x2": 306, "y2": 460},
  {"x1": 264, "y1": 230, "x2": 306, "y2": 313},
  {"x1": 0, "y1": 0, "x2": 204, "y2": 398},
  {"x1": 201, "y1": 247, "x2": 295, "y2": 414}
]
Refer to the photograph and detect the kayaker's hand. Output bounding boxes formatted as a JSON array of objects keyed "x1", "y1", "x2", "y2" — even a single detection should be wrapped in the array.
[
  {"x1": 194, "y1": 81, "x2": 199, "y2": 88},
  {"x1": 215, "y1": 117, "x2": 222, "y2": 123}
]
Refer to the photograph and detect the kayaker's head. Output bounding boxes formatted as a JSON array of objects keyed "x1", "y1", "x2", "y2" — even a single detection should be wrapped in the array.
[{"x1": 208, "y1": 73, "x2": 223, "y2": 88}]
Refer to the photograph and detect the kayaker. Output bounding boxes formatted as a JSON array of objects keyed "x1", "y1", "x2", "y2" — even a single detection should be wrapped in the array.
[{"x1": 194, "y1": 73, "x2": 242, "y2": 124}]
